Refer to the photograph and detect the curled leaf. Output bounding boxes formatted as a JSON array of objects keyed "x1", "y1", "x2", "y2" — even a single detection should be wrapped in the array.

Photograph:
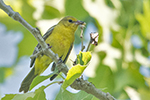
[{"x1": 62, "y1": 51, "x2": 92, "y2": 89}]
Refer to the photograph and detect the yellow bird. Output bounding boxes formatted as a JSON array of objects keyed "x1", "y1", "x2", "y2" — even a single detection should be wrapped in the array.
[{"x1": 19, "y1": 16, "x2": 85, "y2": 93}]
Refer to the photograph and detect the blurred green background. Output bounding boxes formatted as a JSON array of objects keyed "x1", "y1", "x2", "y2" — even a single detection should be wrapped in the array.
[{"x1": 0, "y1": 0, "x2": 150, "y2": 100}]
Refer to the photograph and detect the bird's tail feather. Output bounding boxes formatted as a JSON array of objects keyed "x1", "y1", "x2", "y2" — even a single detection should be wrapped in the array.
[{"x1": 19, "y1": 67, "x2": 37, "y2": 93}]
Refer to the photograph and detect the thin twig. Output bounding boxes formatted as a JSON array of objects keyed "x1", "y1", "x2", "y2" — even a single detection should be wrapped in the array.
[
  {"x1": 86, "y1": 32, "x2": 99, "y2": 52},
  {"x1": 80, "y1": 25, "x2": 85, "y2": 51},
  {"x1": 86, "y1": 41, "x2": 92, "y2": 52}
]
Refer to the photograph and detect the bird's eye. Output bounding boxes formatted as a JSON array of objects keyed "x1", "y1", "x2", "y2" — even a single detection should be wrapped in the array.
[{"x1": 68, "y1": 19, "x2": 73, "y2": 23}]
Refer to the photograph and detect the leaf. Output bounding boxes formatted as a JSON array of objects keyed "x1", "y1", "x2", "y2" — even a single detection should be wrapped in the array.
[
  {"x1": 18, "y1": 31, "x2": 37, "y2": 58},
  {"x1": 0, "y1": 68, "x2": 5, "y2": 83},
  {"x1": 1, "y1": 94, "x2": 16, "y2": 100},
  {"x1": 88, "y1": 63, "x2": 114, "y2": 93},
  {"x1": 62, "y1": 51, "x2": 92, "y2": 89},
  {"x1": 136, "y1": 0, "x2": 150, "y2": 40},
  {"x1": 12, "y1": 93, "x2": 35, "y2": 100},
  {"x1": 2, "y1": 86, "x2": 46, "y2": 100},
  {"x1": 2, "y1": 93, "x2": 34, "y2": 100},
  {"x1": 27, "y1": 86, "x2": 46, "y2": 100},
  {"x1": 62, "y1": 64, "x2": 86, "y2": 89},
  {"x1": 114, "y1": 62, "x2": 147, "y2": 93},
  {"x1": 42, "y1": 5, "x2": 61, "y2": 19},
  {"x1": 55, "y1": 89, "x2": 93, "y2": 100},
  {"x1": 76, "y1": 51, "x2": 92, "y2": 65},
  {"x1": 104, "y1": 0, "x2": 115, "y2": 8},
  {"x1": 65, "y1": 0, "x2": 89, "y2": 19},
  {"x1": 138, "y1": 88, "x2": 150, "y2": 100},
  {"x1": 29, "y1": 74, "x2": 53, "y2": 91}
]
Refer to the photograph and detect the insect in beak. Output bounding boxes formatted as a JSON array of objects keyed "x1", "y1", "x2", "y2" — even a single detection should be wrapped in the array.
[{"x1": 75, "y1": 20, "x2": 86, "y2": 25}]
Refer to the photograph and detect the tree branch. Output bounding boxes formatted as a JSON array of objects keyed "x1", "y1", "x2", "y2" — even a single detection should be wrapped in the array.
[
  {"x1": 71, "y1": 79, "x2": 116, "y2": 100},
  {"x1": 0, "y1": 0, "x2": 116, "y2": 100}
]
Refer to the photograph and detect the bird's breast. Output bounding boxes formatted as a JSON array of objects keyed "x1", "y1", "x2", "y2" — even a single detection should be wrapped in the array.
[{"x1": 45, "y1": 31, "x2": 74, "y2": 59}]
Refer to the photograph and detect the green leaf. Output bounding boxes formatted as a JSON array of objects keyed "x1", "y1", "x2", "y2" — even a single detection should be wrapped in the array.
[
  {"x1": 29, "y1": 74, "x2": 53, "y2": 91},
  {"x1": 138, "y1": 88, "x2": 150, "y2": 100},
  {"x1": 62, "y1": 51, "x2": 92, "y2": 89},
  {"x1": 1, "y1": 94, "x2": 16, "y2": 100},
  {"x1": 62, "y1": 64, "x2": 86, "y2": 89},
  {"x1": 12, "y1": 93, "x2": 35, "y2": 100},
  {"x1": 0, "y1": 68, "x2": 5, "y2": 83},
  {"x1": 88, "y1": 63, "x2": 114, "y2": 93},
  {"x1": 136, "y1": 0, "x2": 150, "y2": 40},
  {"x1": 42, "y1": 5, "x2": 61, "y2": 19},
  {"x1": 2, "y1": 93, "x2": 34, "y2": 100},
  {"x1": 27, "y1": 86, "x2": 46, "y2": 100},
  {"x1": 65, "y1": 0, "x2": 89, "y2": 20},
  {"x1": 55, "y1": 89, "x2": 93, "y2": 100},
  {"x1": 2, "y1": 86, "x2": 46, "y2": 100},
  {"x1": 76, "y1": 51, "x2": 92, "y2": 65},
  {"x1": 115, "y1": 64, "x2": 147, "y2": 92},
  {"x1": 104, "y1": 0, "x2": 115, "y2": 8},
  {"x1": 18, "y1": 31, "x2": 37, "y2": 58},
  {"x1": 21, "y1": 0, "x2": 36, "y2": 25}
]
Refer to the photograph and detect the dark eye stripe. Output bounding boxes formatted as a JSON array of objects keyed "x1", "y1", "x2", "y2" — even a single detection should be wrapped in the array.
[{"x1": 68, "y1": 19, "x2": 73, "y2": 23}]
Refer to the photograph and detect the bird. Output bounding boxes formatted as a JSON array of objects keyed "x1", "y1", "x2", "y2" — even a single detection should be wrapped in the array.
[{"x1": 19, "y1": 16, "x2": 85, "y2": 93}]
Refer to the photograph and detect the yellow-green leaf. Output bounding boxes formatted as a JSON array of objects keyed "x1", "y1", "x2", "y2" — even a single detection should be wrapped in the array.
[
  {"x1": 62, "y1": 64, "x2": 86, "y2": 89},
  {"x1": 62, "y1": 51, "x2": 92, "y2": 89},
  {"x1": 42, "y1": 5, "x2": 61, "y2": 19},
  {"x1": 77, "y1": 51, "x2": 92, "y2": 65}
]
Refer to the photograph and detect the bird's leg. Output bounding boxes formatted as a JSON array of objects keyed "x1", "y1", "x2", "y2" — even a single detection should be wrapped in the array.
[
  {"x1": 57, "y1": 56, "x2": 63, "y2": 64},
  {"x1": 44, "y1": 44, "x2": 52, "y2": 57},
  {"x1": 47, "y1": 43, "x2": 52, "y2": 49},
  {"x1": 81, "y1": 75, "x2": 84, "y2": 79},
  {"x1": 73, "y1": 59, "x2": 77, "y2": 66}
]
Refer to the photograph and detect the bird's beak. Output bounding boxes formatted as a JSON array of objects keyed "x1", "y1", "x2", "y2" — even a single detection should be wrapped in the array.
[{"x1": 75, "y1": 20, "x2": 86, "y2": 25}]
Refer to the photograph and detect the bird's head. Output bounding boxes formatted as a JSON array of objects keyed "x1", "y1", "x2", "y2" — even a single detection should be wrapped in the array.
[{"x1": 58, "y1": 16, "x2": 86, "y2": 31}]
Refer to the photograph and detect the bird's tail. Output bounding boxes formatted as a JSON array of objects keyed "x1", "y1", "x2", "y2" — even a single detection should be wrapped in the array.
[{"x1": 19, "y1": 67, "x2": 37, "y2": 93}]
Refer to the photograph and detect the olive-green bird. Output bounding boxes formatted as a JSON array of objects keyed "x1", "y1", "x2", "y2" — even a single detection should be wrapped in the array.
[{"x1": 19, "y1": 16, "x2": 85, "y2": 93}]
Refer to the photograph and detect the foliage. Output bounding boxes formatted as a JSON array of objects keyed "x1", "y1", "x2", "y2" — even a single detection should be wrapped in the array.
[
  {"x1": 62, "y1": 51, "x2": 91, "y2": 89},
  {"x1": 2, "y1": 86, "x2": 46, "y2": 100},
  {"x1": 29, "y1": 74, "x2": 53, "y2": 91},
  {"x1": 0, "y1": 0, "x2": 150, "y2": 100},
  {"x1": 55, "y1": 89, "x2": 93, "y2": 100}
]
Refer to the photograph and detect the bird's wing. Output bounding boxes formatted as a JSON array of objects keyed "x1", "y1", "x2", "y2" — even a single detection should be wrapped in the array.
[
  {"x1": 50, "y1": 43, "x2": 73, "y2": 81},
  {"x1": 63, "y1": 43, "x2": 73, "y2": 63},
  {"x1": 30, "y1": 25, "x2": 56, "y2": 68},
  {"x1": 51, "y1": 44, "x2": 73, "y2": 71},
  {"x1": 51, "y1": 43, "x2": 73, "y2": 70}
]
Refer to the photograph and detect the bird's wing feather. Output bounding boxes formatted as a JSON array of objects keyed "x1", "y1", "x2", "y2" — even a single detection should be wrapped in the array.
[
  {"x1": 30, "y1": 25, "x2": 56, "y2": 68},
  {"x1": 50, "y1": 43, "x2": 73, "y2": 81},
  {"x1": 51, "y1": 43, "x2": 73, "y2": 70},
  {"x1": 63, "y1": 43, "x2": 73, "y2": 63}
]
